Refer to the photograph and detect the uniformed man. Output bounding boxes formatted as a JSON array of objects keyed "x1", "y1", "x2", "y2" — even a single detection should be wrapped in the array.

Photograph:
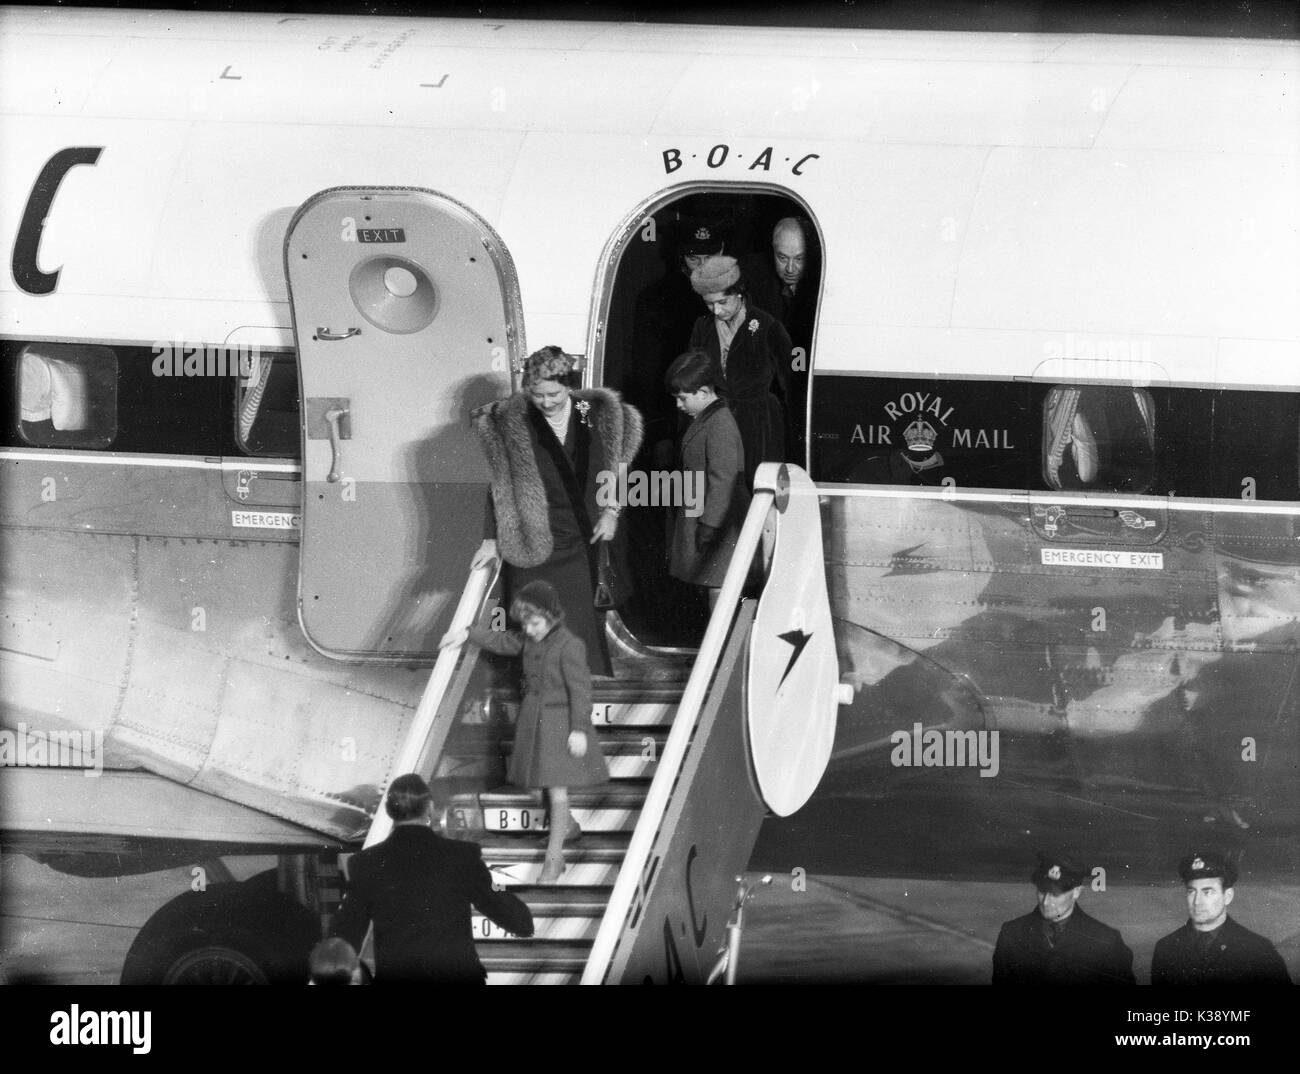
[
  {"x1": 992, "y1": 854, "x2": 1135, "y2": 984},
  {"x1": 1150, "y1": 851, "x2": 1290, "y2": 985},
  {"x1": 628, "y1": 216, "x2": 728, "y2": 463}
]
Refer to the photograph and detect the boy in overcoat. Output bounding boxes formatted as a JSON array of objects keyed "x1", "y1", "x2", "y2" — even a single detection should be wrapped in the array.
[{"x1": 664, "y1": 350, "x2": 751, "y2": 608}]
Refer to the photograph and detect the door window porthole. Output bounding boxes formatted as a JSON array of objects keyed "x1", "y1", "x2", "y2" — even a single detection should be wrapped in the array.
[{"x1": 16, "y1": 342, "x2": 117, "y2": 449}]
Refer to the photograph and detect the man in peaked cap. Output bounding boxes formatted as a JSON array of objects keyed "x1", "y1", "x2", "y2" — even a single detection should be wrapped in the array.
[
  {"x1": 992, "y1": 854, "x2": 1135, "y2": 984},
  {"x1": 628, "y1": 215, "x2": 728, "y2": 461},
  {"x1": 1150, "y1": 851, "x2": 1290, "y2": 985}
]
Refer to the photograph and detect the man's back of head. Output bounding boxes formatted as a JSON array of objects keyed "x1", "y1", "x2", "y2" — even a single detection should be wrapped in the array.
[{"x1": 385, "y1": 773, "x2": 432, "y2": 824}]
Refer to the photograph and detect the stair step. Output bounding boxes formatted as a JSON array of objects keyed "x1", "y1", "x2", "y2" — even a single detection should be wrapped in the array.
[
  {"x1": 488, "y1": 681, "x2": 685, "y2": 703},
  {"x1": 487, "y1": 969, "x2": 580, "y2": 986},
  {"x1": 449, "y1": 789, "x2": 645, "y2": 835},
  {"x1": 480, "y1": 941, "x2": 591, "y2": 974},
  {"x1": 490, "y1": 698, "x2": 679, "y2": 728},
  {"x1": 473, "y1": 787, "x2": 647, "y2": 808},
  {"x1": 440, "y1": 730, "x2": 662, "y2": 783},
  {"x1": 452, "y1": 809, "x2": 641, "y2": 836},
  {"x1": 504, "y1": 731, "x2": 664, "y2": 779},
  {"x1": 485, "y1": 857, "x2": 622, "y2": 888},
  {"x1": 506, "y1": 885, "x2": 611, "y2": 912},
  {"x1": 473, "y1": 913, "x2": 601, "y2": 942},
  {"x1": 477, "y1": 829, "x2": 629, "y2": 852}
]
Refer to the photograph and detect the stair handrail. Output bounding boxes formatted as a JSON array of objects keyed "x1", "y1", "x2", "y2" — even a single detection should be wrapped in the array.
[
  {"x1": 364, "y1": 557, "x2": 501, "y2": 849},
  {"x1": 580, "y1": 463, "x2": 783, "y2": 983}
]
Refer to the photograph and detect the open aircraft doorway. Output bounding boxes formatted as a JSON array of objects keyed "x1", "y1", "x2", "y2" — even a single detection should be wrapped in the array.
[{"x1": 592, "y1": 186, "x2": 823, "y2": 647}]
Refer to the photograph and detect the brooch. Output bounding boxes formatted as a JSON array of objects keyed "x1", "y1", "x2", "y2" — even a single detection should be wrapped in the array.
[
  {"x1": 747, "y1": 319, "x2": 759, "y2": 334},
  {"x1": 574, "y1": 398, "x2": 592, "y2": 426}
]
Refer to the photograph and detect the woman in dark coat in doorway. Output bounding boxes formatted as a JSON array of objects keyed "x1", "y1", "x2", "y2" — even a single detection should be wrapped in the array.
[
  {"x1": 469, "y1": 346, "x2": 644, "y2": 675},
  {"x1": 686, "y1": 255, "x2": 793, "y2": 488}
]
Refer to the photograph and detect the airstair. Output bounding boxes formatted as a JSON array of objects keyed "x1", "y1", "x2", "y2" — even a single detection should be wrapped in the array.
[{"x1": 356, "y1": 463, "x2": 844, "y2": 983}]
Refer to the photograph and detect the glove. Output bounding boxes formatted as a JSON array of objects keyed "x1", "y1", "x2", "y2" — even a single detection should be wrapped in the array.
[{"x1": 695, "y1": 523, "x2": 720, "y2": 553}]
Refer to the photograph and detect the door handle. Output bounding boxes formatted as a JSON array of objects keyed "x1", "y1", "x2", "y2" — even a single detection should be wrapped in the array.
[
  {"x1": 325, "y1": 407, "x2": 349, "y2": 483},
  {"x1": 317, "y1": 327, "x2": 361, "y2": 341}
]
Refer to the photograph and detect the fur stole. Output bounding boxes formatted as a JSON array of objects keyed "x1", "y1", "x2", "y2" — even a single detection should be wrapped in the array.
[{"x1": 471, "y1": 387, "x2": 644, "y2": 568}]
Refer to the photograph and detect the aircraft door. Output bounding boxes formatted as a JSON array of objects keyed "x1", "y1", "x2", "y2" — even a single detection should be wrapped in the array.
[{"x1": 286, "y1": 188, "x2": 521, "y2": 660}]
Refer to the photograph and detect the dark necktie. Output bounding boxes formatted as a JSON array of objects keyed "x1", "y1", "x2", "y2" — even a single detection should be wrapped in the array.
[{"x1": 1043, "y1": 917, "x2": 1065, "y2": 948}]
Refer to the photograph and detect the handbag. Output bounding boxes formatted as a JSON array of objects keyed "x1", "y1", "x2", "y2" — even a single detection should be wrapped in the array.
[{"x1": 593, "y1": 542, "x2": 624, "y2": 610}]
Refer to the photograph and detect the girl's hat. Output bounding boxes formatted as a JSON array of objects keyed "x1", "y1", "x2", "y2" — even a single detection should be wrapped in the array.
[{"x1": 513, "y1": 580, "x2": 564, "y2": 620}]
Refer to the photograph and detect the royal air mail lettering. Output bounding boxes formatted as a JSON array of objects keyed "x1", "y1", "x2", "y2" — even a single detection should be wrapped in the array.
[
  {"x1": 883, "y1": 392, "x2": 955, "y2": 425},
  {"x1": 850, "y1": 424, "x2": 892, "y2": 445},
  {"x1": 952, "y1": 428, "x2": 1015, "y2": 449}
]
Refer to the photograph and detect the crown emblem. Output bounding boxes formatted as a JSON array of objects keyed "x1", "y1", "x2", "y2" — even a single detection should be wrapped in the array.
[
  {"x1": 1191, "y1": 856, "x2": 1205, "y2": 871},
  {"x1": 694, "y1": 226, "x2": 711, "y2": 241},
  {"x1": 1048, "y1": 865, "x2": 1061, "y2": 880},
  {"x1": 903, "y1": 418, "x2": 937, "y2": 453}
]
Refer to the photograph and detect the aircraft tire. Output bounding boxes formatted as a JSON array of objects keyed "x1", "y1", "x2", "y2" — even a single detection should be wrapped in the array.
[{"x1": 120, "y1": 878, "x2": 318, "y2": 985}]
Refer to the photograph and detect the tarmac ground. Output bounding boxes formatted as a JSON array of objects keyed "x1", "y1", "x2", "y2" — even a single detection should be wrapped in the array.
[{"x1": 3, "y1": 852, "x2": 1296, "y2": 986}]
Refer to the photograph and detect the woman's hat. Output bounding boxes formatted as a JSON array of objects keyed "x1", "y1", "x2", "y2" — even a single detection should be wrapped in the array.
[{"x1": 690, "y1": 255, "x2": 741, "y2": 295}]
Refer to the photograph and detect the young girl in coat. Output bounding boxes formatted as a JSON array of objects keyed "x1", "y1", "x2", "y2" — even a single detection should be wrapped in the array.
[
  {"x1": 441, "y1": 580, "x2": 608, "y2": 883},
  {"x1": 664, "y1": 349, "x2": 751, "y2": 610}
]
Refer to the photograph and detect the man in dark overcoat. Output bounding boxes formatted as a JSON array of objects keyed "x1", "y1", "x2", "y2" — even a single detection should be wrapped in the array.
[
  {"x1": 992, "y1": 854, "x2": 1135, "y2": 985},
  {"x1": 742, "y1": 216, "x2": 819, "y2": 462},
  {"x1": 332, "y1": 773, "x2": 533, "y2": 983},
  {"x1": 1150, "y1": 851, "x2": 1290, "y2": 985}
]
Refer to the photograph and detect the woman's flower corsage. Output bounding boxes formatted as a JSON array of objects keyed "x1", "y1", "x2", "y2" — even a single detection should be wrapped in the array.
[
  {"x1": 747, "y1": 319, "x2": 759, "y2": 334},
  {"x1": 574, "y1": 398, "x2": 592, "y2": 426}
]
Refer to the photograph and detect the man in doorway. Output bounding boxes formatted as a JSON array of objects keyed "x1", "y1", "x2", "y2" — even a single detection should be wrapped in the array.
[
  {"x1": 743, "y1": 217, "x2": 819, "y2": 462},
  {"x1": 1150, "y1": 851, "x2": 1290, "y2": 984}
]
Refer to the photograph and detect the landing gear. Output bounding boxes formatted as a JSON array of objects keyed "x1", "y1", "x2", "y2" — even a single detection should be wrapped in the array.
[{"x1": 120, "y1": 871, "x2": 318, "y2": 985}]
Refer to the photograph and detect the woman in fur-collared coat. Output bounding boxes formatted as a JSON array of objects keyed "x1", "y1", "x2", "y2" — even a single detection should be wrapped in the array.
[{"x1": 469, "y1": 346, "x2": 644, "y2": 675}]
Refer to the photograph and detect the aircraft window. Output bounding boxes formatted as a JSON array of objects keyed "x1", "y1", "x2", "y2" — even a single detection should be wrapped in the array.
[
  {"x1": 16, "y1": 343, "x2": 117, "y2": 449},
  {"x1": 236, "y1": 351, "x2": 299, "y2": 457},
  {"x1": 1043, "y1": 386, "x2": 1154, "y2": 493}
]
